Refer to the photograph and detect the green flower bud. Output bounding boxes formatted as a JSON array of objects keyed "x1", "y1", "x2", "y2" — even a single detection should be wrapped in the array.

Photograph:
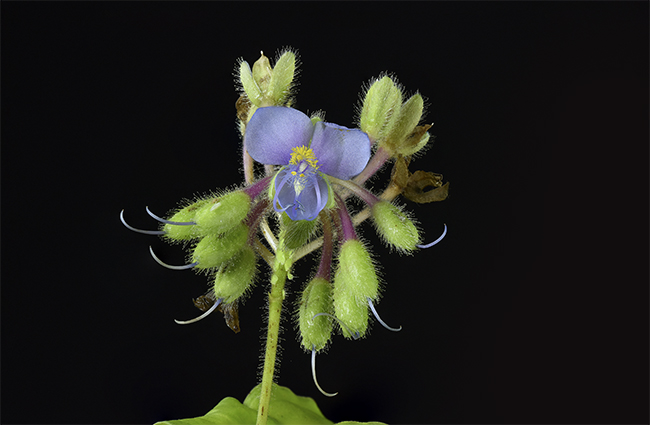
[
  {"x1": 163, "y1": 199, "x2": 210, "y2": 241},
  {"x1": 298, "y1": 277, "x2": 333, "y2": 351},
  {"x1": 359, "y1": 76, "x2": 402, "y2": 142},
  {"x1": 333, "y1": 240, "x2": 379, "y2": 338},
  {"x1": 192, "y1": 223, "x2": 248, "y2": 270},
  {"x1": 383, "y1": 93, "x2": 424, "y2": 153},
  {"x1": 267, "y1": 50, "x2": 296, "y2": 105},
  {"x1": 252, "y1": 52, "x2": 273, "y2": 94},
  {"x1": 398, "y1": 126, "x2": 431, "y2": 156},
  {"x1": 239, "y1": 60, "x2": 263, "y2": 107},
  {"x1": 280, "y1": 212, "x2": 319, "y2": 250},
  {"x1": 213, "y1": 246, "x2": 257, "y2": 304},
  {"x1": 194, "y1": 191, "x2": 251, "y2": 236},
  {"x1": 371, "y1": 201, "x2": 420, "y2": 253}
]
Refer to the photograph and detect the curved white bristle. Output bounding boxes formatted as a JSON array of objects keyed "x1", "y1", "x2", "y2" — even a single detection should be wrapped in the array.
[
  {"x1": 174, "y1": 298, "x2": 223, "y2": 325},
  {"x1": 312, "y1": 313, "x2": 360, "y2": 340},
  {"x1": 416, "y1": 223, "x2": 447, "y2": 249},
  {"x1": 311, "y1": 345, "x2": 338, "y2": 397},
  {"x1": 120, "y1": 210, "x2": 166, "y2": 235},
  {"x1": 148, "y1": 246, "x2": 198, "y2": 270},
  {"x1": 367, "y1": 297, "x2": 402, "y2": 332},
  {"x1": 145, "y1": 206, "x2": 196, "y2": 226}
]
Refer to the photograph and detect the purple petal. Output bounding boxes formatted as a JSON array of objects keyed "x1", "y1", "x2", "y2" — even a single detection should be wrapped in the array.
[
  {"x1": 273, "y1": 167, "x2": 329, "y2": 221},
  {"x1": 310, "y1": 122, "x2": 371, "y2": 180},
  {"x1": 245, "y1": 107, "x2": 315, "y2": 166}
]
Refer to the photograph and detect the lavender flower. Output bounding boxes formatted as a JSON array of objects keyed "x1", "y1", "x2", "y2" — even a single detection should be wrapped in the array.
[{"x1": 245, "y1": 106, "x2": 371, "y2": 221}]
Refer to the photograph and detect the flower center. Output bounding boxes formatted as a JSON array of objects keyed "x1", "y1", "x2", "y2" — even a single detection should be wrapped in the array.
[{"x1": 289, "y1": 146, "x2": 319, "y2": 170}]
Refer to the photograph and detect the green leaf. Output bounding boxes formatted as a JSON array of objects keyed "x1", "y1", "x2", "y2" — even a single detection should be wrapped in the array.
[{"x1": 155, "y1": 383, "x2": 386, "y2": 425}]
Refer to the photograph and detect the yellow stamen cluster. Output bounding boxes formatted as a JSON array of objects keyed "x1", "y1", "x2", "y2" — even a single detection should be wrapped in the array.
[{"x1": 289, "y1": 146, "x2": 319, "y2": 169}]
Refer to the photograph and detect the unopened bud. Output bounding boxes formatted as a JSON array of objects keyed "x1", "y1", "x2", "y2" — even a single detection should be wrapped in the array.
[
  {"x1": 252, "y1": 52, "x2": 273, "y2": 94},
  {"x1": 192, "y1": 223, "x2": 248, "y2": 270},
  {"x1": 382, "y1": 93, "x2": 424, "y2": 153},
  {"x1": 333, "y1": 240, "x2": 379, "y2": 338},
  {"x1": 239, "y1": 60, "x2": 263, "y2": 107},
  {"x1": 398, "y1": 124, "x2": 431, "y2": 156},
  {"x1": 280, "y1": 212, "x2": 319, "y2": 250},
  {"x1": 371, "y1": 201, "x2": 419, "y2": 253},
  {"x1": 298, "y1": 277, "x2": 334, "y2": 351},
  {"x1": 213, "y1": 246, "x2": 257, "y2": 303},
  {"x1": 194, "y1": 191, "x2": 251, "y2": 236},
  {"x1": 359, "y1": 76, "x2": 402, "y2": 142},
  {"x1": 267, "y1": 50, "x2": 296, "y2": 105},
  {"x1": 163, "y1": 199, "x2": 209, "y2": 241}
]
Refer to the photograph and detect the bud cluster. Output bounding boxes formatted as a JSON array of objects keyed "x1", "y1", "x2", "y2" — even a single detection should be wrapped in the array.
[
  {"x1": 162, "y1": 189, "x2": 262, "y2": 307},
  {"x1": 359, "y1": 76, "x2": 431, "y2": 157}
]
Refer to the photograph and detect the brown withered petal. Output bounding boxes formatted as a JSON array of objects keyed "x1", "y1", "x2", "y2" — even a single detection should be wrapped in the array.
[
  {"x1": 235, "y1": 95, "x2": 251, "y2": 123},
  {"x1": 218, "y1": 302, "x2": 241, "y2": 333},
  {"x1": 193, "y1": 293, "x2": 216, "y2": 312},
  {"x1": 389, "y1": 155, "x2": 411, "y2": 192},
  {"x1": 403, "y1": 171, "x2": 450, "y2": 203}
]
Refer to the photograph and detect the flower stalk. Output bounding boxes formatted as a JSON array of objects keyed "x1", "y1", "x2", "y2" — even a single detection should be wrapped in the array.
[{"x1": 257, "y1": 257, "x2": 288, "y2": 425}]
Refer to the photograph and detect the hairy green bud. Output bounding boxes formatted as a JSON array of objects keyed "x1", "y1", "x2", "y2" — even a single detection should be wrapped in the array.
[
  {"x1": 383, "y1": 93, "x2": 424, "y2": 152},
  {"x1": 239, "y1": 60, "x2": 263, "y2": 107},
  {"x1": 359, "y1": 76, "x2": 402, "y2": 142},
  {"x1": 163, "y1": 199, "x2": 210, "y2": 241},
  {"x1": 280, "y1": 212, "x2": 319, "y2": 250},
  {"x1": 267, "y1": 50, "x2": 296, "y2": 105},
  {"x1": 194, "y1": 191, "x2": 251, "y2": 236},
  {"x1": 298, "y1": 277, "x2": 333, "y2": 351},
  {"x1": 252, "y1": 53, "x2": 273, "y2": 95},
  {"x1": 398, "y1": 126, "x2": 430, "y2": 156},
  {"x1": 371, "y1": 201, "x2": 420, "y2": 253},
  {"x1": 333, "y1": 240, "x2": 379, "y2": 338},
  {"x1": 213, "y1": 246, "x2": 257, "y2": 303},
  {"x1": 192, "y1": 223, "x2": 249, "y2": 270}
]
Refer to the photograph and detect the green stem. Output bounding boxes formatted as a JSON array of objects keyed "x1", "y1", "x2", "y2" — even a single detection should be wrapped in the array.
[{"x1": 256, "y1": 257, "x2": 287, "y2": 425}]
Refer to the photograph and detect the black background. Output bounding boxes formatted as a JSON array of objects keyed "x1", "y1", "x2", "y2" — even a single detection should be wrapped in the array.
[{"x1": 2, "y1": 2, "x2": 648, "y2": 424}]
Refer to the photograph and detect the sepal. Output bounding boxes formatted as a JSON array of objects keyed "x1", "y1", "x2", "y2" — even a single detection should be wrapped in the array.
[{"x1": 280, "y1": 212, "x2": 320, "y2": 250}]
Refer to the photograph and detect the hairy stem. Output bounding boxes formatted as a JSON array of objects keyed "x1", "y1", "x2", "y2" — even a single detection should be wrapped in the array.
[{"x1": 257, "y1": 256, "x2": 287, "y2": 425}]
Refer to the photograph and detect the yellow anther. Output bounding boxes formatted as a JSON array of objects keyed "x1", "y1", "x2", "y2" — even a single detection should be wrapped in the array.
[{"x1": 289, "y1": 146, "x2": 319, "y2": 169}]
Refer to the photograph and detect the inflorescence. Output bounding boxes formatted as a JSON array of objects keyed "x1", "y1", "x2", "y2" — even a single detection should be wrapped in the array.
[{"x1": 121, "y1": 48, "x2": 449, "y2": 396}]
